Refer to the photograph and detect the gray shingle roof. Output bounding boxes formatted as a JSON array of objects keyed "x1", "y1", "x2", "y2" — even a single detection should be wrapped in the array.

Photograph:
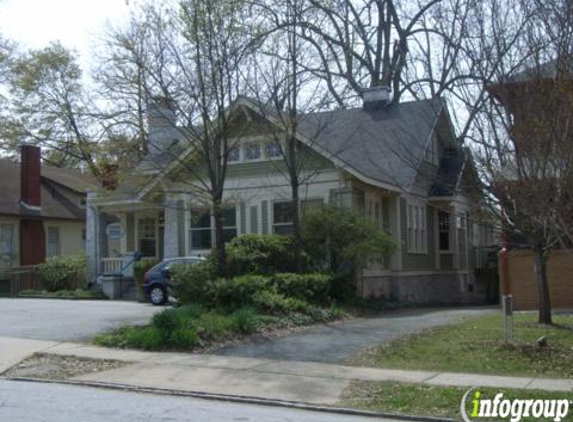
[
  {"x1": 297, "y1": 98, "x2": 443, "y2": 189},
  {"x1": 0, "y1": 159, "x2": 95, "y2": 219}
]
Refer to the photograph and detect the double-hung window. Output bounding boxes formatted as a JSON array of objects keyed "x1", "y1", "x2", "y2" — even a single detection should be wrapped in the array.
[
  {"x1": 47, "y1": 227, "x2": 60, "y2": 257},
  {"x1": 438, "y1": 211, "x2": 450, "y2": 251},
  {"x1": 244, "y1": 143, "x2": 261, "y2": 161},
  {"x1": 273, "y1": 201, "x2": 295, "y2": 235},
  {"x1": 138, "y1": 218, "x2": 156, "y2": 257},
  {"x1": 265, "y1": 141, "x2": 282, "y2": 159},
  {"x1": 0, "y1": 224, "x2": 14, "y2": 258},
  {"x1": 190, "y1": 207, "x2": 237, "y2": 250},
  {"x1": 406, "y1": 202, "x2": 427, "y2": 253}
]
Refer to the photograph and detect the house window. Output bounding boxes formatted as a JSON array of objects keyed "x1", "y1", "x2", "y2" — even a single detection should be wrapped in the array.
[
  {"x1": 407, "y1": 203, "x2": 427, "y2": 253},
  {"x1": 366, "y1": 194, "x2": 382, "y2": 226},
  {"x1": 301, "y1": 198, "x2": 324, "y2": 215},
  {"x1": 190, "y1": 209, "x2": 212, "y2": 250},
  {"x1": 0, "y1": 224, "x2": 14, "y2": 258},
  {"x1": 266, "y1": 141, "x2": 282, "y2": 159},
  {"x1": 47, "y1": 227, "x2": 60, "y2": 257},
  {"x1": 190, "y1": 207, "x2": 237, "y2": 250},
  {"x1": 273, "y1": 201, "x2": 295, "y2": 235},
  {"x1": 228, "y1": 146, "x2": 240, "y2": 163},
  {"x1": 244, "y1": 143, "x2": 261, "y2": 161},
  {"x1": 438, "y1": 211, "x2": 450, "y2": 251},
  {"x1": 138, "y1": 217, "x2": 156, "y2": 257},
  {"x1": 222, "y1": 207, "x2": 238, "y2": 242}
]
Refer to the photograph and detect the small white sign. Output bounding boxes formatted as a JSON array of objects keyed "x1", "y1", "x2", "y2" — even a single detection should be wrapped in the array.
[{"x1": 105, "y1": 223, "x2": 125, "y2": 239}]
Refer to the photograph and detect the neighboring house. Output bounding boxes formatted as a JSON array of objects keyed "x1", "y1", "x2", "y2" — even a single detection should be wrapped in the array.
[
  {"x1": 0, "y1": 145, "x2": 96, "y2": 284},
  {"x1": 87, "y1": 88, "x2": 497, "y2": 304},
  {"x1": 488, "y1": 60, "x2": 573, "y2": 310}
]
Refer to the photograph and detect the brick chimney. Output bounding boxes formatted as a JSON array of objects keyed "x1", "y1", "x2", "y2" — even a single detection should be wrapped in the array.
[
  {"x1": 147, "y1": 96, "x2": 179, "y2": 155},
  {"x1": 20, "y1": 144, "x2": 42, "y2": 211},
  {"x1": 19, "y1": 144, "x2": 46, "y2": 266}
]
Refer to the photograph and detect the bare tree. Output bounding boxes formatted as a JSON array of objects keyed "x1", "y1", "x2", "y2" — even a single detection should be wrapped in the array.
[
  {"x1": 472, "y1": 0, "x2": 573, "y2": 324},
  {"x1": 101, "y1": 0, "x2": 254, "y2": 275}
]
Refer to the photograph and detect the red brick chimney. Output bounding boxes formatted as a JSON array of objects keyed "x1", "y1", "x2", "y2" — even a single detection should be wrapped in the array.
[
  {"x1": 20, "y1": 144, "x2": 42, "y2": 209},
  {"x1": 19, "y1": 144, "x2": 46, "y2": 266}
]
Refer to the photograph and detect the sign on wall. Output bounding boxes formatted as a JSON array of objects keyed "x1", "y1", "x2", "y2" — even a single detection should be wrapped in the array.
[{"x1": 105, "y1": 223, "x2": 125, "y2": 239}]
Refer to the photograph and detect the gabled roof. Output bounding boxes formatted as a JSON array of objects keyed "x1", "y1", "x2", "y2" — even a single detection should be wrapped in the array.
[
  {"x1": 99, "y1": 96, "x2": 448, "y2": 202},
  {"x1": 295, "y1": 98, "x2": 444, "y2": 189},
  {"x1": 0, "y1": 159, "x2": 96, "y2": 219}
]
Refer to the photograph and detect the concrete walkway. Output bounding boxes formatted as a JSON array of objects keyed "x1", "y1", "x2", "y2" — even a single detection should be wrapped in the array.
[
  {"x1": 2, "y1": 340, "x2": 570, "y2": 407},
  {"x1": 213, "y1": 307, "x2": 495, "y2": 363}
]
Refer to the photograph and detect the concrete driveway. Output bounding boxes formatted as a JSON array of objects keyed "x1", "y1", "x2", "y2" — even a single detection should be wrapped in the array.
[
  {"x1": 0, "y1": 298, "x2": 160, "y2": 342},
  {"x1": 214, "y1": 307, "x2": 496, "y2": 364}
]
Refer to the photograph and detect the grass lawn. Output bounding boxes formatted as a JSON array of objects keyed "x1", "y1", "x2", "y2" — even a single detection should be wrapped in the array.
[
  {"x1": 346, "y1": 312, "x2": 573, "y2": 378},
  {"x1": 340, "y1": 381, "x2": 572, "y2": 421}
]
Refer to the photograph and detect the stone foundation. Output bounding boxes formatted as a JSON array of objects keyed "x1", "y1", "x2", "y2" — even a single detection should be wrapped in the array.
[{"x1": 360, "y1": 272, "x2": 491, "y2": 305}]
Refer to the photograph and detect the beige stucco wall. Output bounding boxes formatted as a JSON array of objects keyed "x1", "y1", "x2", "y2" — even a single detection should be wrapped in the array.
[
  {"x1": 44, "y1": 219, "x2": 86, "y2": 257},
  {"x1": 0, "y1": 216, "x2": 20, "y2": 279}
]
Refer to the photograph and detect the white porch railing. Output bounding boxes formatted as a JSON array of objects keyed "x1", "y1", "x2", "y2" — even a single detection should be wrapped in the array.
[
  {"x1": 102, "y1": 258, "x2": 123, "y2": 275},
  {"x1": 102, "y1": 256, "x2": 158, "y2": 275}
]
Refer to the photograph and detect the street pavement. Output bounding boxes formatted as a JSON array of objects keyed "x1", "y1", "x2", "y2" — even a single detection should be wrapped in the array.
[
  {"x1": 0, "y1": 298, "x2": 160, "y2": 341},
  {"x1": 0, "y1": 379, "x2": 409, "y2": 422}
]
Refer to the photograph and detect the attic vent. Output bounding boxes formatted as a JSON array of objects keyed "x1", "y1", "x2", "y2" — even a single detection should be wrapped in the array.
[{"x1": 362, "y1": 86, "x2": 391, "y2": 110}]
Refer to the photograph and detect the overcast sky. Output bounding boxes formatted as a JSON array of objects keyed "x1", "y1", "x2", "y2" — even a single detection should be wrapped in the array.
[{"x1": 0, "y1": 0, "x2": 133, "y2": 72}]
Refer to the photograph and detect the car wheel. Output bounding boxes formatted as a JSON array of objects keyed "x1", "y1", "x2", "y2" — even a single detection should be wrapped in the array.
[{"x1": 149, "y1": 285, "x2": 167, "y2": 306}]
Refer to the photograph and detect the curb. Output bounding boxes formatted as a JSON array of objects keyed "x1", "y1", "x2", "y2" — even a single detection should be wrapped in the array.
[{"x1": 4, "y1": 376, "x2": 458, "y2": 422}]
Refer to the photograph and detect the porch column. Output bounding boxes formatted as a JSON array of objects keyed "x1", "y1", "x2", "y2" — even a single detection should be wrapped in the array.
[
  {"x1": 450, "y1": 205, "x2": 459, "y2": 269},
  {"x1": 86, "y1": 192, "x2": 99, "y2": 283},
  {"x1": 163, "y1": 197, "x2": 180, "y2": 258}
]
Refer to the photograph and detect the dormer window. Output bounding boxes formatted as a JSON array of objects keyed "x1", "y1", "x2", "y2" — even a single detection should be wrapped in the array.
[
  {"x1": 228, "y1": 147, "x2": 240, "y2": 162},
  {"x1": 266, "y1": 141, "x2": 282, "y2": 159},
  {"x1": 244, "y1": 143, "x2": 261, "y2": 161}
]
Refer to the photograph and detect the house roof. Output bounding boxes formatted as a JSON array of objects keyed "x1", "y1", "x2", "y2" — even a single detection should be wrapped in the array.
[
  {"x1": 429, "y1": 147, "x2": 466, "y2": 197},
  {"x1": 99, "y1": 96, "x2": 450, "y2": 202},
  {"x1": 295, "y1": 98, "x2": 444, "y2": 189},
  {"x1": 0, "y1": 159, "x2": 96, "y2": 219}
]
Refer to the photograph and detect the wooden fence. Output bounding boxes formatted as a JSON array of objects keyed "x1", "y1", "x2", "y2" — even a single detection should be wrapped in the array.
[{"x1": 9, "y1": 265, "x2": 40, "y2": 297}]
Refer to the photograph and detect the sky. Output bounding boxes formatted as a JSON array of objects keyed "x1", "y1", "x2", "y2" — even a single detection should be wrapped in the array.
[{"x1": 0, "y1": 0, "x2": 133, "y2": 73}]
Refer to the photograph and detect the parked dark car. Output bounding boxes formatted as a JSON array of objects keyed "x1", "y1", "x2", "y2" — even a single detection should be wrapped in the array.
[{"x1": 143, "y1": 256, "x2": 205, "y2": 305}]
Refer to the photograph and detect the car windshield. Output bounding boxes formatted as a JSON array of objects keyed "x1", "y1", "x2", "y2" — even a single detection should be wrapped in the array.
[{"x1": 163, "y1": 258, "x2": 200, "y2": 270}]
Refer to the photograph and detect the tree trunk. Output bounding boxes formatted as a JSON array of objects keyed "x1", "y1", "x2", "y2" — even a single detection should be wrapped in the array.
[
  {"x1": 533, "y1": 244, "x2": 552, "y2": 325},
  {"x1": 291, "y1": 180, "x2": 303, "y2": 272},
  {"x1": 212, "y1": 196, "x2": 228, "y2": 277}
]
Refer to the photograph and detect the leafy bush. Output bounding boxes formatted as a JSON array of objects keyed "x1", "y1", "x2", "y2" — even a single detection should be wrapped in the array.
[
  {"x1": 269, "y1": 273, "x2": 331, "y2": 305},
  {"x1": 207, "y1": 275, "x2": 268, "y2": 310},
  {"x1": 226, "y1": 234, "x2": 301, "y2": 276},
  {"x1": 301, "y1": 206, "x2": 396, "y2": 272},
  {"x1": 125, "y1": 326, "x2": 165, "y2": 350},
  {"x1": 252, "y1": 290, "x2": 310, "y2": 315},
  {"x1": 171, "y1": 262, "x2": 214, "y2": 305},
  {"x1": 194, "y1": 312, "x2": 234, "y2": 341},
  {"x1": 231, "y1": 307, "x2": 261, "y2": 334},
  {"x1": 37, "y1": 254, "x2": 87, "y2": 292},
  {"x1": 329, "y1": 271, "x2": 357, "y2": 302},
  {"x1": 170, "y1": 327, "x2": 199, "y2": 349}
]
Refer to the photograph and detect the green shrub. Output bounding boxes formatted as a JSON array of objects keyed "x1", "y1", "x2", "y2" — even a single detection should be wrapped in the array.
[
  {"x1": 171, "y1": 262, "x2": 214, "y2": 305},
  {"x1": 252, "y1": 290, "x2": 310, "y2": 315},
  {"x1": 226, "y1": 234, "x2": 300, "y2": 276},
  {"x1": 231, "y1": 307, "x2": 261, "y2": 334},
  {"x1": 125, "y1": 326, "x2": 165, "y2": 350},
  {"x1": 37, "y1": 254, "x2": 87, "y2": 292},
  {"x1": 177, "y1": 303, "x2": 205, "y2": 319},
  {"x1": 170, "y1": 327, "x2": 199, "y2": 349},
  {"x1": 133, "y1": 259, "x2": 161, "y2": 284},
  {"x1": 194, "y1": 312, "x2": 234, "y2": 341},
  {"x1": 152, "y1": 308, "x2": 184, "y2": 334},
  {"x1": 329, "y1": 271, "x2": 357, "y2": 302},
  {"x1": 301, "y1": 206, "x2": 396, "y2": 272},
  {"x1": 207, "y1": 275, "x2": 268, "y2": 310},
  {"x1": 269, "y1": 273, "x2": 331, "y2": 305}
]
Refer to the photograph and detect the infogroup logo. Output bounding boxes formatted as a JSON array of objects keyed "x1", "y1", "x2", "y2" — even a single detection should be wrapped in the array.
[{"x1": 461, "y1": 388, "x2": 571, "y2": 422}]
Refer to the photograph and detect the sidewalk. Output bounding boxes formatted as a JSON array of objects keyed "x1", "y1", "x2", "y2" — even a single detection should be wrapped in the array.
[{"x1": 3, "y1": 339, "x2": 571, "y2": 406}]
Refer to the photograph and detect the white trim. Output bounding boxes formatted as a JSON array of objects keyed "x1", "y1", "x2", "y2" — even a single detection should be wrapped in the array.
[{"x1": 18, "y1": 200, "x2": 41, "y2": 212}]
